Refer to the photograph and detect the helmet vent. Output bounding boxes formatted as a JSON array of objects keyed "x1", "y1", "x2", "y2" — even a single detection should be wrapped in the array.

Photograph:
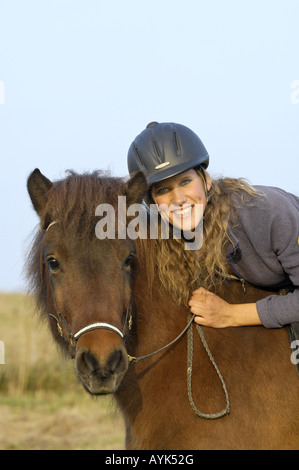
[
  {"x1": 134, "y1": 145, "x2": 145, "y2": 169},
  {"x1": 152, "y1": 138, "x2": 163, "y2": 163},
  {"x1": 173, "y1": 130, "x2": 181, "y2": 156}
]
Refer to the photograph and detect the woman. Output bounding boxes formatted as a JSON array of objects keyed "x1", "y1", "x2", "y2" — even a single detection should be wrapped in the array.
[{"x1": 127, "y1": 121, "x2": 299, "y2": 329}]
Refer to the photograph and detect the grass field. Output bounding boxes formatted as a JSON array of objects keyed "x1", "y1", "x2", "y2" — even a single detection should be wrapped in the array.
[{"x1": 0, "y1": 292, "x2": 125, "y2": 450}]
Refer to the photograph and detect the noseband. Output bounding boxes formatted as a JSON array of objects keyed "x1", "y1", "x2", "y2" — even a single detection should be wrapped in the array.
[{"x1": 48, "y1": 311, "x2": 128, "y2": 351}]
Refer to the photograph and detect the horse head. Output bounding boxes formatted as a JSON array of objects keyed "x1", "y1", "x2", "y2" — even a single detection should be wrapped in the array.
[{"x1": 27, "y1": 169, "x2": 147, "y2": 395}]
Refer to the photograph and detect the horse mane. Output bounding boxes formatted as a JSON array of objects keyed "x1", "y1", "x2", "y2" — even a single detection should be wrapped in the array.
[{"x1": 135, "y1": 237, "x2": 204, "y2": 306}]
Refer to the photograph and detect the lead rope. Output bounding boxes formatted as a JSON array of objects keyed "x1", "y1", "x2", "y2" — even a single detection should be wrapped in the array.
[
  {"x1": 187, "y1": 313, "x2": 230, "y2": 419},
  {"x1": 181, "y1": 251, "x2": 230, "y2": 419}
]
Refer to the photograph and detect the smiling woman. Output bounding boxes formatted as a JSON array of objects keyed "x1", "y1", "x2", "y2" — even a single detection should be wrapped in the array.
[{"x1": 127, "y1": 121, "x2": 299, "y2": 329}]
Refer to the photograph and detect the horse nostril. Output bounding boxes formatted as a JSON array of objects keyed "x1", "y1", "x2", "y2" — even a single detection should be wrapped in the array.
[
  {"x1": 108, "y1": 350, "x2": 122, "y2": 373},
  {"x1": 78, "y1": 350, "x2": 100, "y2": 375}
]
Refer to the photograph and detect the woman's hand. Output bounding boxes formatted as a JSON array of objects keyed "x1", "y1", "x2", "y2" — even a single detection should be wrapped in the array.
[{"x1": 188, "y1": 287, "x2": 262, "y2": 328}]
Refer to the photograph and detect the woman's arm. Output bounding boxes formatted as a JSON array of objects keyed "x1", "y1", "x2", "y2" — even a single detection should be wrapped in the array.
[{"x1": 189, "y1": 287, "x2": 262, "y2": 328}]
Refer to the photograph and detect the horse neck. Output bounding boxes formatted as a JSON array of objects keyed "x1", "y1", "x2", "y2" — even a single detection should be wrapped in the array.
[{"x1": 128, "y1": 247, "x2": 189, "y2": 359}]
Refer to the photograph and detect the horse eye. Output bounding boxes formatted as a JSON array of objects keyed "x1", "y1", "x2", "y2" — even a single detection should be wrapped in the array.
[
  {"x1": 47, "y1": 257, "x2": 60, "y2": 272},
  {"x1": 123, "y1": 253, "x2": 135, "y2": 269}
]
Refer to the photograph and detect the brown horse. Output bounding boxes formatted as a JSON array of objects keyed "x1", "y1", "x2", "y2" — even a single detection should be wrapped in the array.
[{"x1": 26, "y1": 169, "x2": 299, "y2": 450}]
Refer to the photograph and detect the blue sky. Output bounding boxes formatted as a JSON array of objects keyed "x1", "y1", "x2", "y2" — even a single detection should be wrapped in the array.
[{"x1": 0, "y1": 0, "x2": 298, "y2": 291}]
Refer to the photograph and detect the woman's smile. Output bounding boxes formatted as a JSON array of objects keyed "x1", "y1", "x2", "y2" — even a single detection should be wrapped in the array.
[{"x1": 172, "y1": 204, "x2": 193, "y2": 217}]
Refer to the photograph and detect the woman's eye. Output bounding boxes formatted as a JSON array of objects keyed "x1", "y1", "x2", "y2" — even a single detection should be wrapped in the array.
[
  {"x1": 47, "y1": 257, "x2": 60, "y2": 272},
  {"x1": 181, "y1": 179, "x2": 191, "y2": 186},
  {"x1": 155, "y1": 187, "x2": 169, "y2": 195}
]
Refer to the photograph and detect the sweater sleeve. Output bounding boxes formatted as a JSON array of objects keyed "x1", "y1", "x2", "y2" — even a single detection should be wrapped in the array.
[
  {"x1": 256, "y1": 190, "x2": 299, "y2": 328},
  {"x1": 257, "y1": 291, "x2": 299, "y2": 328}
]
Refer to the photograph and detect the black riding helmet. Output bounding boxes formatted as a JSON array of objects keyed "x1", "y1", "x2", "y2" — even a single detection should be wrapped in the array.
[{"x1": 127, "y1": 121, "x2": 209, "y2": 185}]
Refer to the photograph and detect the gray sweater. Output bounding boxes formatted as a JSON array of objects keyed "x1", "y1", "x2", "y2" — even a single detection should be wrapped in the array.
[{"x1": 227, "y1": 185, "x2": 299, "y2": 328}]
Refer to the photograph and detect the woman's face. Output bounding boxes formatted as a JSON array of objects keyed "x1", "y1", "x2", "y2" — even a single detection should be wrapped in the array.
[{"x1": 151, "y1": 169, "x2": 211, "y2": 231}]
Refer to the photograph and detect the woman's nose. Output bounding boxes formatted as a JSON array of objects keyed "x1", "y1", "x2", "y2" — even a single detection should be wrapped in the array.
[{"x1": 170, "y1": 187, "x2": 187, "y2": 206}]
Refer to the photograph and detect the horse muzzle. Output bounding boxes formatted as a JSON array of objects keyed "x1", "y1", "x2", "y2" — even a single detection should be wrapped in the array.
[{"x1": 75, "y1": 337, "x2": 129, "y2": 395}]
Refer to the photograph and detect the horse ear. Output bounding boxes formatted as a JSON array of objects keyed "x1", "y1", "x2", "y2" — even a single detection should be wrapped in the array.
[
  {"x1": 27, "y1": 169, "x2": 53, "y2": 216},
  {"x1": 125, "y1": 171, "x2": 148, "y2": 206}
]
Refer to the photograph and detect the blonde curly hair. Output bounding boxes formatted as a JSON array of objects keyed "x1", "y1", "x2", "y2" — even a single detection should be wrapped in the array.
[{"x1": 136, "y1": 173, "x2": 261, "y2": 305}]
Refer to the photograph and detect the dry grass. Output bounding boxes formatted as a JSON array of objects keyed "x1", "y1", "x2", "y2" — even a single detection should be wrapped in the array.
[{"x1": 0, "y1": 292, "x2": 125, "y2": 450}]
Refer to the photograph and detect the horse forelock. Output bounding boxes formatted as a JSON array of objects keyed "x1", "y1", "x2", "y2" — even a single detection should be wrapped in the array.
[{"x1": 46, "y1": 171, "x2": 125, "y2": 237}]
